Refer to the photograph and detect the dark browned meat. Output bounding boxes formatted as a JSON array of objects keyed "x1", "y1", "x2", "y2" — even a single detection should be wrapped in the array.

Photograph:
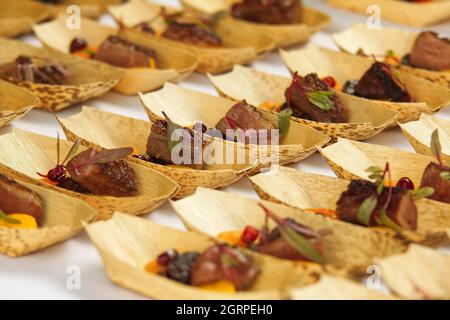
[
  {"x1": 146, "y1": 120, "x2": 208, "y2": 170},
  {"x1": 57, "y1": 177, "x2": 90, "y2": 195},
  {"x1": 379, "y1": 186, "x2": 417, "y2": 230},
  {"x1": 191, "y1": 245, "x2": 260, "y2": 290},
  {"x1": 215, "y1": 100, "x2": 277, "y2": 144},
  {"x1": 285, "y1": 73, "x2": 349, "y2": 123},
  {"x1": 95, "y1": 36, "x2": 157, "y2": 69},
  {"x1": 353, "y1": 62, "x2": 412, "y2": 102},
  {"x1": 420, "y1": 162, "x2": 450, "y2": 204},
  {"x1": 0, "y1": 174, "x2": 44, "y2": 224},
  {"x1": 66, "y1": 148, "x2": 137, "y2": 197},
  {"x1": 409, "y1": 32, "x2": 450, "y2": 71},
  {"x1": 231, "y1": 0, "x2": 301, "y2": 24},
  {"x1": 336, "y1": 180, "x2": 376, "y2": 224},
  {"x1": 163, "y1": 22, "x2": 222, "y2": 47}
]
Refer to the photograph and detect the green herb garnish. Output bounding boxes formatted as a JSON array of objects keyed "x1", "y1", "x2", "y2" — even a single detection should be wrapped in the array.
[
  {"x1": 306, "y1": 91, "x2": 336, "y2": 111},
  {"x1": 278, "y1": 107, "x2": 292, "y2": 138}
]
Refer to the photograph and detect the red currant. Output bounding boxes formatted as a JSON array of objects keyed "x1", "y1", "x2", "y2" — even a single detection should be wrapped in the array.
[
  {"x1": 322, "y1": 76, "x2": 337, "y2": 88},
  {"x1": 157, "y1": 249, "x2": 178, "y2": 266},
  {"x1": 396, "y1": 177, "x2": 415, "y2": 190},
  {"x1": 69, "y1": 37, "x2": 88, "y2": 53},
  {"x1": 46, "y1": 165, "x2": 67, "y2": 183},
  {"x1": 240, "y1": 225, "x2": 260, "y2": 244}
]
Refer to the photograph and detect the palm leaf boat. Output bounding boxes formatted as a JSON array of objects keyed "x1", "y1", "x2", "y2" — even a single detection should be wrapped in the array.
[
  {"x1": 327, "y1": 0, "x2": 450, "y2": 27},
  {"x1": 0, "y1": 0, "x2": 50, "y2": 38},
  {"x1": 85, "y1": 213, "x2": 317, "y2": 299},
  {"x1": 108, "y1": 0, "x2": 275, "y2": 74},
  {"x1": 0, "y1": 80, "x2": 38, "y2": 129},
  {"x1": 44, "y1": 0, "x2": 123, "y2": 19},
  {"x1": 0, "y1": 38, "x2": 123, "y2": 112},
  {"x1": 208, "y1": 65, "x2": 397, "y2": 140},
  {"x1": 139, "y1": 83, "x2": 330, "y2": 169},
  {"x1": 332, "y1": 24, "x2": 450, "y2": 89},
  {"x1": 56, "y1": 106, "x2": 258, "y2": 198},
  {"x1": 248, "y1": 166, "x2": 450, "y2": 246},
  {"x1": 400, "y1": 114, "x2": 450, "y2": 162},
  {"x1": 181, "y1": 0, "x2": 330, "y2": 48},
  {"x1": 33, "y1": 14, "x2": 198, "y2": 95},
  {"x1": 0, "y1": 129, "x2": 178, "y2": 220},
  {"x1": 0, "y1": 174, "x2": 97, "y2": 257},
  {"x1": 171, "y1": 187, "x2": 407, "y2": 277},
  {"x1": 280, "y1": 45, "x2": 450, "y2": 123}
]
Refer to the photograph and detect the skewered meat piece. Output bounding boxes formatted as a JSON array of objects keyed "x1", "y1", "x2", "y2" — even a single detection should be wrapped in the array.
[
  {"x1": 352, "y1": 62, "x2": 412, "y2": 102},
  {"x1": 409, "y1": 32, "x2": 450, "y2": 71},
  {"x1": 66, "y1": 148, "x2": 137, "y2": 197},
  {"x1": 420, "y1": 162, "x2": 450, "y2": 203},
  {"x1": 285, "y1": 73, "x2": 350, "y2": 123},
  {"x1": 215, "y1": 100, "x2": 277, "y2": 144},
  {"x1": 0, "y1": 174, "x2": 44, "y2": 224},
  {"x1": 231, "y1": 0, "x2": 301, "y2": 24},
  {"x1": 0, "y1": 56, "x2": 70, "y2": 85},
  {"x1": 162, "y1": 22, "x2": 222, "y2": 47},
  {"x1": 95, "y1": 36, "x2": 157, "y2": 69}
]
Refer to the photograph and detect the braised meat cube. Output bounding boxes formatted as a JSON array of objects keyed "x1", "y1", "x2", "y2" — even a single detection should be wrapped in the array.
[
  {"x1": 409, "y1": 32, "x2": 450, "y2": 71},
  {"x1": 420, "y1": 162, "x2": 450, "y2": 204},
  {"x1": 231, "y1": 0, "x2": 301, "y2": 25},
  {"x1": 336, "y1": 180, "x2": 376, "y2": 224},
  {"x1": 95, "y1": 36, "x2": 157, "y2": 69},
  {"x1": 163, "y1": 22, "x2": 222, "y2": 47},
  {"x1": 378, "y1": 186, "x2": 417, "y2": 230}
]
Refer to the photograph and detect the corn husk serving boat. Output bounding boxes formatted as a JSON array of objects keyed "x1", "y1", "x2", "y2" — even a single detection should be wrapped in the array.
[
  {"x1": 139, "y1": 83, "x2": 330, "y2": 168},
  {"x1": 327, "y1": 0, "x2": 450, "y2": 27},
  {"x1": 0, "y1": 0, "x2": 50, "y2": 38},
  {"x1": 172, "y1": 187, "x2": 407, "y2": 277},
  {"x1": 33, "y1": 14, "x2": 198, "y2": 95},
  {"x1": 85, "y1": 213, "x2": 317, "y2": 299},
  {"x1": 0, "y1": 129, "x2": 179, "y2": 220},
  {"x1": 181, "y1": 0, "x2": 330, "y2": 48},
  {"x1": 332, "y1": 24, "x2": 450, "y2": 89},
  {"x1": 280, "y1": 45, "x2": 450, "y2": 122},
  {"x1": 0, "y1": 38, "x2": 123, "y2": 111},
  {"x1": 209, "y1": 65, "x2": 397, "y2": 140},
  {"x1": 45, "y1": 0, "x2": 123, "y2": 19},
  {"x1": 0, "y1": 175, "x2": 97, "y2": 257},
  {"x1": 56, "y1": 106, "x2": 258, "y2": 199},
  {"x1": 0, "y1": 80, "x2": 38, "y2": 129},
  {"x1": 249, "y1": 166, "x2": 450, "y2": 246},
  {"x1": 400, "y1": 114, "x2": 450, "y2": 162},
  {"x1": 108, "y1": 0, "x2": 275, "y2": 74}
]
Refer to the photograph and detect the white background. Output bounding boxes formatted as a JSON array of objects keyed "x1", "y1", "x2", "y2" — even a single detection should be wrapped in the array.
[{"x1": 0, "y1": 0, "x2": 449, "y2": 299}]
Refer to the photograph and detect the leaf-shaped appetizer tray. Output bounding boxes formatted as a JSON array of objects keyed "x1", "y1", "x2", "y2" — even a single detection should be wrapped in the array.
[
  {"x1": 108, "y1": 0, "x2": 275, "y2": 74},
  {"x1": 56, "y1": 106, "x2": 257, "y2": 199},
  {"x1": 400, "y1": 114, "x2": 450, "y2": 162},
  {"x1": 0, "y1": 129, "x2": 179, "y2": 220},
  {"x1": 332, "y1": 24, "x2": 450, "y2": 89},
  {"x1": 0, "y1": 38, "x2": 123, "y2": 112},
  {"x1": 280, "y1": 46, "x2": 450, "y2": 122},
  {"x1": 249, "y1": 166, "x2": 450, "y2": 246},
  {"x1": 181, "y1": 0, "x2": 330, "y2": 48},
  {"x1": 0, "y1": 80, "x2": 38, "y2": 129},
  {"x1": 327, "y1": 0, "x2": 450, "y2": 27},
  {"x1": 172, "y1": 187, "x2": 407, "y2": 277},
  {"x1": 209, "y1": 65, "x2": 397, "y2": 140},
  {"x1": 139, "y1": 83, "x2": 330, "y2": 167},
  {"x1": 85, "y1": 213, "x2": 316, "y2": 300},
  {"x1": 375, "y1": 245, "x2": 450, "y2": 299},
  {"x1": 0, "y1": 0, "x2": 50, "y2": 38},
  {"x1": 46, "y1": 0, "x2": 123, "y2": 19},
  {"x1": 33, "y1": 15, "x2": 198, "y2": 95},
  {"x1": 1, "y1": 177, "x2": 97, "y2": 257}
]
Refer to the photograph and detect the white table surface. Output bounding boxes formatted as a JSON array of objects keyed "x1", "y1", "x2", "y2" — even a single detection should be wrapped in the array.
[{"x1": 0, "y1": 0, "x2": 449, "y2": 299}]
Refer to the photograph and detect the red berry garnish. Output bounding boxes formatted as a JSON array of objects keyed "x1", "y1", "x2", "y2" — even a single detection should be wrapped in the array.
[
  {"x1": 396, "y1": 177, "x2": 415, "y2": 190},
  {"x1": 322, "y1": 76, "x2": 337, "y2": 88},
  {"x1": 70, "y1": 37, "x2": 88, "y2": 53},
  {"x1": 157, "y1": 249, "x2": 178, "y2": 266},
  {"x1": 240, "y1": 225, "x2": 260, "y2": 244},
  {"x1": 46, "y1": 165, "x2": 67, "y2": 183}
]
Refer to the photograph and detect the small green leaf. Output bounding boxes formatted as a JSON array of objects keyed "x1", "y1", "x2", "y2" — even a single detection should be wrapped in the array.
[
  {"x1": 377, "y1": 181, "x2": 384, "y2": 195},
  {"x1": 409, "y1": 187, "x2": 435, "y2": 201},
  {"x1": 278, "y1": 224, "x2": 323, "y2": 264},
  {"x1": 356, "y1": 195, "x2": 378, "y2": 226},
  {"x1": 385, "y1": 50, "x2": 395, "y2": 57},
  {"x1": 366, "y1": 166, "x2": 383, "y2": 174},
  {"x1": 63, "y1": 139, "x2": 81, "y2": 165},
  {"x1": 163, "y1": 112, "x2": 183, "y2": 153},
  {"x1": 431, "y1": 129, "x2": 442, "y2": 158},
  {"x1": 440, "y1": 171, "x2": 450, "y2": 180},
  {"x1": 306, "y1": 91, "x2": 335, "y2": 111},
  {"x1": 278, "y1": 108, "x2": 292, "y2": 138},
  {"x1": 376, "y1": 211, "x2": 403, "y2": 233},
  {"x1": 0, "y1": 210, "x2": 20, "y2": 225}
]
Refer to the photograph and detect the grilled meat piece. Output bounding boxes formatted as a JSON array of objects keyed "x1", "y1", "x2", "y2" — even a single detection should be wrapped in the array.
[
  {"x1": 353, "y1": 62, "x2": 412, "y2": 102},
  {"x1": 0, "y1": 174, "x2": 44, "y2": 224},
  {"x1": 336, "y1": 179, "x2": 418, "y2": 230},
  {"x1": 165, "y1": 252, "x2": 199, "y2": 284},
  {"x1": 215, "y1": 100, "x2": 277, "y2": 144},
  {"x1": 191, "y1": 245, "x2": 260, "y2": 290},
  {"x1": 146, "y1": 120, "x2": 208, "y2": 170},
  {"x1": 420, "y1": 162, "x2": 450, "y2": 204},
  {"x1": 95, "y1": 36, "x2": 157, "y2": 69},
  {"x1": 66, "y1": 148, "x2": 137, "y2": 197},
  {"x1": 136, "y1": 22, "x2": 156, "y2": 35},
  {"x1": 57, "y1": 177, "x2": 90, "y2": 195},
  {"x1": 409, "y1": 32, "x2": 450, "y2": 71},
  {"x1": 285, "y1": 73, "x2": 350, "y2": 123},
  {"x1": 163, "y1": 22, "x2": 222, "y2": 47},
  {"x1": 231, "y1": 0, "x2": 301, "y2": 24}
]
